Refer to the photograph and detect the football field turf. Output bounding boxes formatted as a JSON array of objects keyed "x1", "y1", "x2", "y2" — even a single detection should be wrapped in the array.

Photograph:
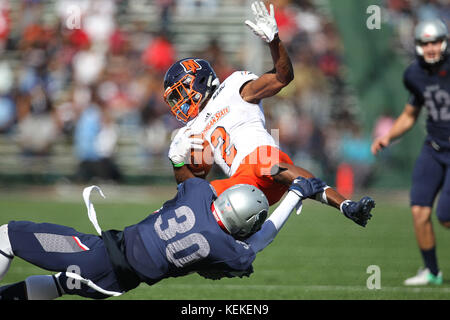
[{"x1": 1, "y1": 187, "x2": 450, "y2": 300}]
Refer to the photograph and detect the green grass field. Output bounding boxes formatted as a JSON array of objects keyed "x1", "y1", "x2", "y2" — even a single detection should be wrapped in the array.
[{"x1": 1, "y1": 186, "x2": 450, "y2": 300}]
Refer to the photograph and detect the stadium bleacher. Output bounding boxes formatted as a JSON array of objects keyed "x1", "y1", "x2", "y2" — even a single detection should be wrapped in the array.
[{"x1": 0, "y1": 0, "x2": 249, "y2": 184}]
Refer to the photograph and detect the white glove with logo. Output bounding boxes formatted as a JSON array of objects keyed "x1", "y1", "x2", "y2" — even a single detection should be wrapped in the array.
[
  {"x1": 168, "y1": 127, "x2": 204, "y2": 167},
  {"x1": 245, "y1": 1, "x2": 278, "y2": 43}
]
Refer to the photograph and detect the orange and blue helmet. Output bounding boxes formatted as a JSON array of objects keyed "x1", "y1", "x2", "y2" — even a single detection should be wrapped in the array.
[{"x1": 163, "y1": 58, "x2": 220, "y2": 123}]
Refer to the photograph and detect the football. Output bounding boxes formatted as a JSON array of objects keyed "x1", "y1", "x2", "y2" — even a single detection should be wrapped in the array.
[{"x1": 187, "y1": 134, "x2": 214, "y2": 177}]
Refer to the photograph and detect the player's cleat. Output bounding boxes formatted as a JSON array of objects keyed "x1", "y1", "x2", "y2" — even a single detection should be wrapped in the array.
[
  {"x1": 341, "y1": 196, "x2": 375, "y2": 227},
  {"x1": 404, "y1": 268, "x2": 443, "y2": 286}
]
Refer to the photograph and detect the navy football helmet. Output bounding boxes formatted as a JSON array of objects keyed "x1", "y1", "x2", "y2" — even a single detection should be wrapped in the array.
[
  {"x1": 163, "y1": 58, "x2": 220, "y2": 123},
  {"x1": 414, "y1": 19, "x2": 448, "y2": 64}
]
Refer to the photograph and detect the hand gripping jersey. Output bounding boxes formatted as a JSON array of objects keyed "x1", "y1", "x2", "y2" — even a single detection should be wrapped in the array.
[
  {"x1": 186, "y1": 71, "x2": 278, "y2": 177},
  {"x1": 123, "y1": 178, "x2": 256, "y2": 284}
]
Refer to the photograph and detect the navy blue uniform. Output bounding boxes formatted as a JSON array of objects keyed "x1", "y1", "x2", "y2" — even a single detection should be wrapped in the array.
[
  {"x1": 124, "y1": 178, "x2": 255, "y2": 284},
  {"x1": 7, "y1": 221, "x2": 120, "y2": 299},
  {"x1": 6, "y1": 178, "x2": 256, "y2": 299},
  {"x1": 404, "y1": 57, "x2": 450, "y2": 221}
]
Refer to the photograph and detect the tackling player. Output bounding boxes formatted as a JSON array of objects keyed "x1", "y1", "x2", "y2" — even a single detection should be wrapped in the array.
[
  {"x1": 164, "y1": 2, "x2": 374, "y2": 227},
  {"x1": 371, "y1": 19, "x2": 449, "y2": 285},
  {"x1": 0, "y1": 176, "x2": 325, "y2": 299}
]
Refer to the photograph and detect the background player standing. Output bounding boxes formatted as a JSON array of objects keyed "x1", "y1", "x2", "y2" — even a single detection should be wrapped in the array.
[
  {"x1": 164, "y1": 1, "x2": 375, "y2": 227},
  {"x1": 371, "y1": 18, "x2": 449, "y2": 285}
]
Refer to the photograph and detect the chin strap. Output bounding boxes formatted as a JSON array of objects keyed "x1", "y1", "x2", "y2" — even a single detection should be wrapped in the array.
[{"x1": 416, "y1": 40, "x2": 448, "y2": 64}]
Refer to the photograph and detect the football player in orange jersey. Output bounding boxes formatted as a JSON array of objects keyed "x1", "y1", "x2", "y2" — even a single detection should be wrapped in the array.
[{"x1": 165, "y1": 2, "x2": 374, "y2": 227}]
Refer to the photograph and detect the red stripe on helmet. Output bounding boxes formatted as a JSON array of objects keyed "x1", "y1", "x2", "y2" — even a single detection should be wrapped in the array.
[{"x1": 211, "y1": 202, "x2": 229, "y2": 234}]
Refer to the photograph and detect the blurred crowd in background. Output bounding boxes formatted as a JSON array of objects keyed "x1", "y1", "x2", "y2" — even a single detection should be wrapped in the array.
[{"x1": 0, "y1": 0, "x2": 448, "y2": 190}]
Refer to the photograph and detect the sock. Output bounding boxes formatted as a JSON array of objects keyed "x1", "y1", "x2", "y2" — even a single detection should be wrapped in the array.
[
  {"x1": 420, "y1": 247, "x2": 439, "y2": 276},
  {"x1": 25, "y1": 275, "x2": 62, "y2": 300},
  {"x1": 0, "y1": 224, "x2": 13, "y2": 281},
  {"x1": 314, "y1": 186, "x2": 331, "y2": 204},
  {"x1": 0, "y1": 281, "x2": 27, "y2": 300},
  {"x1": 0, "y1": 275, "x2": 62, "y2": 300}
]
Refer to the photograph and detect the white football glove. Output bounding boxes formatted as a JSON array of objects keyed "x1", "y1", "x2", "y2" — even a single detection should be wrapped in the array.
[
  {"x1": 245, "y1": 1, "x2": 278, "y2": 43},
  {"x1": 168, "y1": 127, "x2": 204, "y2": 167}
]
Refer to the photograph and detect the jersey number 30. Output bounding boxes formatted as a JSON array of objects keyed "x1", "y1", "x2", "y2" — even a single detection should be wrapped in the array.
[{"x1": 154, "y1": 206, "x2": 210, "y2": 268}]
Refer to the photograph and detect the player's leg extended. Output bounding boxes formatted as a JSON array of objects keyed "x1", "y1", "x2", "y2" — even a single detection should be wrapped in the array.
[
  {"x1": 405, "y1": 144, "x2": 444, "y2": 285},
  {"x1": 0, "y1": 223, "x2": 62, "y2": 299},
  {"x1": 0, "y1": 221, "x2": 122, "y2": 299}
]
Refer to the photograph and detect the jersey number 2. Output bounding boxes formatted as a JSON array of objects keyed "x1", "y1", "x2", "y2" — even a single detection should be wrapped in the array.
[{"x1": 210, "y1": 126, "x2": 237, "y2": 168}]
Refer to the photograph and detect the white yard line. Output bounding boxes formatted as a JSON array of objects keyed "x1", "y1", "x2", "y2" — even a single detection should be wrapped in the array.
[{"x1": 155, "y1": 283, "x2": 450, "y2": 294}]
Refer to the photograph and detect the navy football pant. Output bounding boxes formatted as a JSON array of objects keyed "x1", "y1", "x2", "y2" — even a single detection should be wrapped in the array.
[
  {"x1": 7, "y1": 220, "x2": 122, "y2": 299},
  {"x1": 410, "y1": 143, "x2": 450, "y2": 223}
]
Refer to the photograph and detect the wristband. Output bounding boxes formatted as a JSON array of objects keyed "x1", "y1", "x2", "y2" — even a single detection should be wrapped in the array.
[
  {"x1": 171, "y1": 161, "x2": 185, "y2": 168},
  {"x1": 314, "y1": 186, "x2": 331, "y2": 204},
  {"x1": 340, "y1": 200, "x2": 352, "y2": 213}
]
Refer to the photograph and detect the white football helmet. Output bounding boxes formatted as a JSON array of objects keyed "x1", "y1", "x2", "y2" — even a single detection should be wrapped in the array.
[
  {"x1": 212, "y1": 184, "x2": 269, "y2": 239},
  {"x1": 414, "y1": 19, "x2": 448, "y2": 64}
]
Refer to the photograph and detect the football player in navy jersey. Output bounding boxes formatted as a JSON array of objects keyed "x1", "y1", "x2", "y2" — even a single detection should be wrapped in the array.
[
  {"x1": 0, "y1": 167, "x2": 325, "y2": 300},
  {"x1": 371, "y1": 19, "x2": 449, "y2": 285}
]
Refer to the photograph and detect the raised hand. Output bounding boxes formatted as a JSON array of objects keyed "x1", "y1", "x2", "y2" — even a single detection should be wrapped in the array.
[{"x1": 245, "y1": 1, "x2": 279, "y2": 43}]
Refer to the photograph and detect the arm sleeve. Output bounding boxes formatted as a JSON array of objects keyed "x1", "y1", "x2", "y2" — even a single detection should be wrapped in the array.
[
  {"x1": 229, "y1": 71, "x2": 259, "y2": 92},
  {"x1": 245, "y1": 192, "x2": 301, "y2": 253}
]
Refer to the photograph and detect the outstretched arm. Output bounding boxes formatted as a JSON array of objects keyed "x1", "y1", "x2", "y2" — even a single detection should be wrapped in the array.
[
  {"x1": 271, "y1": 163, "x2": 374, "y2": 227},
  {"x1": 246, "y1": 177, "x2": 325, "y2": 253},
  {"x1": 271, "y1": 162, "x2": 345, "y2": 210},
  {"x1": 240, "y1": 2, "x2": 294, "y2": 104}
]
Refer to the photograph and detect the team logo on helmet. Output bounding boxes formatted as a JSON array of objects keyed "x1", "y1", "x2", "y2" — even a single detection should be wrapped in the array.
[
  {"x1": 180, "y1": 59, "x2": 202, "y2": 73},
  {"x1": 163, "y1": 58, "x2": 219, "y2": 123}
]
